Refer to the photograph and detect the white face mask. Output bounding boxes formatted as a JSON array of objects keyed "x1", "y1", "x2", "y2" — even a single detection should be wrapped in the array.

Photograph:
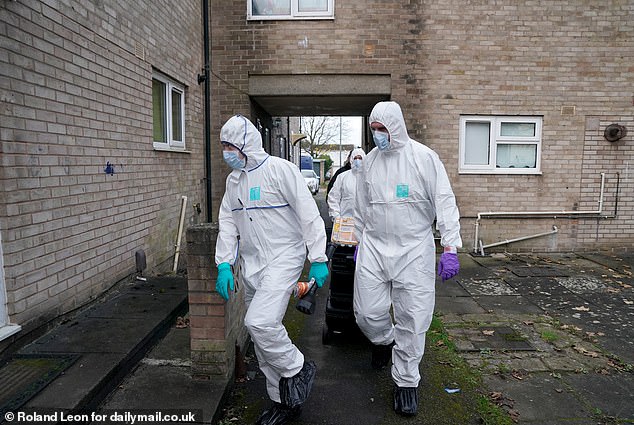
[
  {"x1": 223, "y1": 151, "x2": 246, "y2": 169},
  {"x1": 352, "y1": 159, "x2": 363, "y2": 169},
  {"x1": 372, "y1": 130, "x2": 390, "y2": 151}
]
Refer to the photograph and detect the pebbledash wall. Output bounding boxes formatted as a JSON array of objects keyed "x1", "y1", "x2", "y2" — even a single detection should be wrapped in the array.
[
  {"x1": 0, "y1": 0, "x2": 206, "y2": 346},
  {"x1": 210, "y1": 0, "x2": 633, "y2": 253}
]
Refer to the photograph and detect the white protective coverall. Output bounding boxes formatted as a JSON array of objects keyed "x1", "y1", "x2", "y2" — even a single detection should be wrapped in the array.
[
  {"x1": 353, "y1": 102, "x2": 462, "y2": 388},
  {"x1": 215, "y1": 115, "x2": 327, "y2": 402},
  {"x1": 327, "y1": 147, "x2": 366, "y2": 222}
]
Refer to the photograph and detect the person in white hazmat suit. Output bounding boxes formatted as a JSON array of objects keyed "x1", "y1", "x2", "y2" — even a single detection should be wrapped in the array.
[
  {"x1": 353, "y1": 101, "x2": 461, "y2": 416},
  {"x1": 327, "y1": 147, "x2": 366, "y2": 223},
  {"x1": 214, "y1": 115, "x2": 329, "y2": 425}
]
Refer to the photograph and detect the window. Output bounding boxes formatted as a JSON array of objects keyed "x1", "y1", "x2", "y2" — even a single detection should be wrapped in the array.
[
  {"x1": 152, "y1": 71, "x2": 185, "y2": 150},
  {"x1": 459, "y1": 116, "x2": 542, "y2": 174},
  {"x1": 248, "y1": 0, "x2": 334, "y2": 20}
]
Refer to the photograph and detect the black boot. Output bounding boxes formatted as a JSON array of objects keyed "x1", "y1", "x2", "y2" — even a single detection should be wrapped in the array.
[
  {"x1": 371, "y1": 341, "x2": 394, "y2": 370},
  {"x1": 393, "y1": 385, "x2": 418, "y2": 416},
  {"x1": 255, "y1": 402, "x2": 301, "y2": 425},
  {"x1": 279, "y1": 360, "x2": 316, "y2": 408}
]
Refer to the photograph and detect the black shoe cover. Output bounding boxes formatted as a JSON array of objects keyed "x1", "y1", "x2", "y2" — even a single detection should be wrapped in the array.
[
  {"x1": 255, "y1": 402, "x2": 301, "y2": 425},
  {"x1": 371, "y1": 341, "x2": 394, "y2": 370},
  {"x1": 279, "y1": 360, "x2": 316, "y2": 408},
  {"x1": 393, "y1": 385, "x2": 418, "y2": 416}
]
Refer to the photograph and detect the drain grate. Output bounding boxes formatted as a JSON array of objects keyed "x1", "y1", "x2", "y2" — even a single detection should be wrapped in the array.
[{"x1": 0, "y1": 353, "x2": 79, "y2": 415}]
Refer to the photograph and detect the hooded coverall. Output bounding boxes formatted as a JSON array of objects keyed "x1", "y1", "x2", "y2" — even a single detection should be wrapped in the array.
[
  {"x1": 215, "y1": 115, "x2": 327, "y2": 403},
  {"x1": 353, "y1": 102, "x2": 462, "y2": 388},
  {"x1": 327, "y1": 147, "x2": 366, "y2": 222}
]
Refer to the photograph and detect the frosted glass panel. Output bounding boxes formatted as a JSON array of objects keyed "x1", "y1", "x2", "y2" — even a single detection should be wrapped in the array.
[{"x1": 464, "y1": 122, "x2": 490, "y2": 165}]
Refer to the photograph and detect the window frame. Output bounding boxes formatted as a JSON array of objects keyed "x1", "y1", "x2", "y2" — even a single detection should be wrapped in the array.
[
  {"x1": 247, "y1": 0, "x2": 334, "y2": 20},
  {"x1": 459, "y1": 115, "x2": 542, "y2": 175},
  {"x1": 152, "y1": 71, "x2": 186, "y2": 151}
]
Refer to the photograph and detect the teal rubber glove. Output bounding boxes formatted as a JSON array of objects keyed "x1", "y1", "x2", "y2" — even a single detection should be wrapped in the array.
[
  {"x1": 215, "y1": 262, "x2": 234, "y2": 301},
  {"x1": 308, "y1": 262, "x2": 329, "y2": 288}
]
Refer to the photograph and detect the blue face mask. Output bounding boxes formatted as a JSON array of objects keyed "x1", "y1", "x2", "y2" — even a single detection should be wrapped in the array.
[
  {"x1": 372, "y1": 130, "x2": 390, "y2": 151},
  {"x1": 223, "y1": 151, "x2": 246, "y2": 169},
  {"x1": 352, "y1": 159, "x2": 363, "y2": 169}
]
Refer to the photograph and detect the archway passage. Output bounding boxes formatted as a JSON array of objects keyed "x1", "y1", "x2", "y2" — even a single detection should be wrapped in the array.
[{"x1": 249, "y1": 74, "x2": 391, "y2": 116}]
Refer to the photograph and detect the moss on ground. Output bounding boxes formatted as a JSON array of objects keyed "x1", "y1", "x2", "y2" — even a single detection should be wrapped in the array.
[{"x1": 218, "y1": 285, "x2": 514, "y2": 424}]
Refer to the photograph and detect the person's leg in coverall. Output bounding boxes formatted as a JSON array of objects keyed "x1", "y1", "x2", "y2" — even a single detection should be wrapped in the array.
[
  {"x1": 353, "y1": 101, "x2": 462, "y2": 416},
  {"x1": 354, "y1": 238, "x2": 437, "y2": 416},
  {"x1": 215, "y1": 114, "x2": 328, "y2": 425},
  {"x1": 242, "y1": 261, "x2": 309, "y2": 414}
]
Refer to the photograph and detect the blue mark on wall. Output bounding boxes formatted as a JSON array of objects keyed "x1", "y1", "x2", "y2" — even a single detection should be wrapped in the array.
[{"x1": 104, "y1": 162, "x2": 115, "y2": 175}]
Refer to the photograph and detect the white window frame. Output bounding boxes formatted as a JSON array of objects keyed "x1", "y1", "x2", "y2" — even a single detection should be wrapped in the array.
[
  {"x1": 459, "y1": 115, "x2": 542, "y2": 175},
  {"x1": 247, "y1": 0, "x2": 334, "y2": 20},
  {"x1": 152, "y1": 71, "x2": 186, "y2": 151}
]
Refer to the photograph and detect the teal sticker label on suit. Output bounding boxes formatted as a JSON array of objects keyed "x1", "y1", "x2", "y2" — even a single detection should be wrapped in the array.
[
  {"x1": 250, "y1": 186, "x2": 261, "y2": 201},
  {"x1": 396, "y1": 184, "x2": 409, "y2": 198}
]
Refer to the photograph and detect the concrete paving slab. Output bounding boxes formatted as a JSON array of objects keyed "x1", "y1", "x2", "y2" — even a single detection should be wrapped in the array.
[
  {"x1": 12, "y1": 275, "x2": 188, "y2": 415},
  {"x1": 22, "y1": 318, "x2": 158, "y2": 354},
  {"x1": 508, "y1": 265, "x2": 570, "y2": 277},
  {"x1": 555, "y1": 275, "x2": 610, "y2": 295},
  {"x1": 483, "y1": 372, "x2": 592, "y2": 423},
  {"x1": 85, "y1": 293, "x2": 186, "y2": 320},
  {"x1": 448, "y1": 325, "x2": 535, "y2": 352},
  {"x1": 468, "y1": 253, "x2": 520, "y2": 269},
  {"x1": 525, "y1": 292, "x2": 592, "y2": 314},
  {"x1": 97, "y1": 362, "x2": 222, "y2": 424},
  {"x1": 25, "y1": 354, "x2": 122, "y2": 410},
  {"x1": 579, "y1": 252, "x2": 634, "y2": 276},
  {"x1": 563, "y1": 372, "x2": 634, "y2": 419},
  {"x1": 145, "y1": 326, "x2": 190, "y2": 361},
  {"x1": 435, "y1": 280, "x2": 471, "y2": 297},
  {"x1": 473, "y1": 295, "x2": 544, "y2": 315},
  {"x1": 458, "y1": 255, "x2": 505, "y2": 279},
  {"x1": 459, "y1": 278, "x2": 518, "y2": 296},
  {"x1": 435, "y1": 296, "x2": 487, "y2": 315},
  {"x1": 504, "y1": 276, "x2": 574, "y2": 296}
]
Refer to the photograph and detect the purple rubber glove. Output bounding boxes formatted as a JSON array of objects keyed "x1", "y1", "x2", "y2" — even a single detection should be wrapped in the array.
[
  {"x1": 353, "y1": 245, "x2": 358, "y2": 262},
  {"x1": 438, "y1": 252, "x2": 459, "y2": 281}
]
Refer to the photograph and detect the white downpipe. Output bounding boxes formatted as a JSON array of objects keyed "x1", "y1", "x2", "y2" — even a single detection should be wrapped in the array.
[
  {"x1": 473, "y1": 173, "x2": 606, "y2": 253},
  {"x1": 478, "y1": 226, "x2": 558, "y2": 255},
  {"x1": 173, "y1": 196, "x2": 188, "y2": 273}
]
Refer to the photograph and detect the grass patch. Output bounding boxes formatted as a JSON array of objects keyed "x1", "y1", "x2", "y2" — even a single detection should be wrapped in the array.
[
  {"x1": 540, "y1": 330, "x2": 559, "y2": 343},
  {"x1": 502, "y1": 329, "x2": 527, "y2": 342},
  {"x1": 426, "y1": 315, "x2": 515, "y2": 425}
]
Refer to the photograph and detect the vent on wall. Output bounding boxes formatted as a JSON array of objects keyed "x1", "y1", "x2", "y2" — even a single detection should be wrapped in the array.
[
  {"x1": 134, "y1": 41, "x2": 145, "y2": 60},
  {"x1": 560, "y1": 105, "x2": 576, "y2": 116},
  {"x1": 604, "y1": 124, "x2": 627, "y2": 142}
]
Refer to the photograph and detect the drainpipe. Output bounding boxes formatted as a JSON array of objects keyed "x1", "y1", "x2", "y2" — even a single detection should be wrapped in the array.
[
  {"x1": 198, "y1": 0, "x2": 212, "y2": 222},
  {"x1": 478, "y1": 226, "x2": 559, "y2": 256},
  {"x1": 473, "y1": 172, "x2": 607, "y2": 253}
]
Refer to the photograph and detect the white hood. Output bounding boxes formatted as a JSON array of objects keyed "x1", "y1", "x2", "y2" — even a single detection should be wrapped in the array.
[
  {"x1": 220, "y1": 114, "x2": 269, "y2": 170},
  {"x1": 350, "y1": 147, "x2": 366, "y2": 173},
  {"x1": 369, "y1": 101, "x2": 410, "y2": 151}
]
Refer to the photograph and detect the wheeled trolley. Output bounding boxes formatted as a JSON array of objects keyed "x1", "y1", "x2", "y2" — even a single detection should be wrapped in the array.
[{"x1": 322, "y1": 244, "x2": 358, "y2": 344}]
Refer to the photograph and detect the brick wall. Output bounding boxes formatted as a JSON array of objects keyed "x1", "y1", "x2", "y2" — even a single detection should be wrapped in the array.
[
  {"x1": 0, "y1": 0, "x2": 206, "y2": 337},
  {"x1": 186, "y1": 223, "x2": 247, "y2": 379},
  {"x1": 210, "y1": 0, "x2": 634, "y2": 252}
]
